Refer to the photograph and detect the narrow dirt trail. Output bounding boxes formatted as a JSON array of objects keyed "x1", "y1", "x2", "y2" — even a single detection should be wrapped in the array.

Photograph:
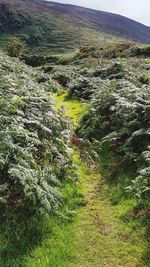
[{"x1": 53, "y1": 91, "x2": 147, "y2": 267}]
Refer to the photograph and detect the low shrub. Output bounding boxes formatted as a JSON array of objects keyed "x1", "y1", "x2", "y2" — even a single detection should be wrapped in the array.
[
  {"x1": 78, "y1": 80, "x2": 150, "y2": 200},
  {"x1": 0, "y1": 52, "x2": 72, "y2": 214},
  {"x1": 5, "y1": 37, "x2": 27, "y2": 58}
]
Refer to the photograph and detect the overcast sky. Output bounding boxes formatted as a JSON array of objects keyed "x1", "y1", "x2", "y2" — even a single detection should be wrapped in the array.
[{"x1": 49, "y1": 0, "x2": 150, "y2": 26}]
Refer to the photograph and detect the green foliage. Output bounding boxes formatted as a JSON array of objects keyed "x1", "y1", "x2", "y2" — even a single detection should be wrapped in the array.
[
  {"x1": 67, "y1": 65, "x2": 124, "y2": 100},
  {"x1": 77, "y1": 43, "x2": 150, "y2": 60},
  {"x1": 78, "y1": 80, "x2": 150, "y2": 201},
  {"x1": 126, "y1": 167, "x2": 150, "y2": 199},
  {"x1": 129, "y1": 46, "x2": 150, "y2": 57},
  {"x1": 58, "y1": 53, "x2": 77, "y2": 65},
  {"x1": 139, "y1": 75, "x2": 150, "y2": 85},
  {"x1": 52, "y1": 45, "x2": 150, "y2": 203},
  {"x1": 68, "y1": 76, "x2": 100, "y2": 99},
  {"x1": 0, "y1": 67, "x2": 149, "y2": 267},
  {"x1": 5, "y1": 37, "x2": 27, "y2": 58},
  {"x1": 77, "y1": 42, "x2": 134, "y2": 59},
  {"x1": 0, "y1": 51, "x2": 71, "y2": 213}
]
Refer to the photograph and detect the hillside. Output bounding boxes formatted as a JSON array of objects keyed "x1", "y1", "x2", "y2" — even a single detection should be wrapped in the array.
[
  {"x1": 0, "y1": 1, "x2": 150, "y2": 266},
  {"x1": 39, "y1": 0, "x2": 150, "y2": 43},
  {"x1": 0, "y1": 46, "x2": 149, "y2": 266},
  {"x1": 0, "y1": 0, "x2": 150, "y2": 54}
]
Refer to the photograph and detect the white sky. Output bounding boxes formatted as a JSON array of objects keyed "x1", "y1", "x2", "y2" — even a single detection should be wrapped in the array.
[{"x1": 48, "y1": 0, "x2": 150, "y2": 26}]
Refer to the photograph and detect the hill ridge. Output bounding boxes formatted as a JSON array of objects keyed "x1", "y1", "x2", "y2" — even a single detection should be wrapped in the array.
[{"x1": 0, "y1": 0, "x2": 150, "y2": 54}]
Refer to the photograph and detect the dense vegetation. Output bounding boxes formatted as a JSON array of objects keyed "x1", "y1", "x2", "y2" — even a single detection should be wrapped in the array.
[
  {"x1": 43, "y1": 43, "x2": 150, "y2": 204},
  {"x1": 0, "y1": 1, "x2": 149, "y2": 263},
  {"x1": 0, "y1": 51, "x2": 72, "y2": 214},
  {"x1": 79, "y1": 81, "x2": 150, "y2": 200},
  {"x1": 76, "y1": 46, "x2": 150, "y2": 202}
]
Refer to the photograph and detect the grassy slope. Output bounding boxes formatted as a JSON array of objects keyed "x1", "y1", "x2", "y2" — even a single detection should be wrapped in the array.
[
  {"x1": 20, "y1": 91, "x2": 149, "y2": 267},
  {"x1": 1, "y1": 0, "x2": 150, "y2": 56},
  {"x1": 0, "y1": 0, "x2": 121, "y2": 54}
]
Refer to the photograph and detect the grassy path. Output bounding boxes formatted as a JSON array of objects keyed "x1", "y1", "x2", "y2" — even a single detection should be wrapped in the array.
[
  {"x1": 69, "y1": 155, "x2": 147, "y2": 267},
  {"x1": 52, "y1": 91, "x2": 148, "y2": 267},
  {"x1": 5, "y1": 90, "x2": 147, "y2": 267}
]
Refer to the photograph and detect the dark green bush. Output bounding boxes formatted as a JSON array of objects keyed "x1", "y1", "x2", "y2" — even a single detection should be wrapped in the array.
[{"x1": 5, "y1": 37, "x2": 27, "y2": 58}]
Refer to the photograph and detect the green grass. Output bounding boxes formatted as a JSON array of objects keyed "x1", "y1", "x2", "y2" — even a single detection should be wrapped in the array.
[
  {"x1": 0, "y1": 177, "x2": 82, "y2": 267},
  {"x1": 0, "y1": 91, "x2": 149, "y2": 267},
  {"x1": 64, "y1": 152, "x2": 149, "y2": 267},
  {"x1": 54, "y1": 90, "x2": 87, "y2": 124}
]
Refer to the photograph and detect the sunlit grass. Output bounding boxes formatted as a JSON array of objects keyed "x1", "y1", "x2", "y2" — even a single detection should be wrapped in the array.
[
  {"x1": 54, "y1": 89, "x2": 86, "y2": 124},
  {"x1": 0, "y1": 91, "x2": 149, "y2": 267}
]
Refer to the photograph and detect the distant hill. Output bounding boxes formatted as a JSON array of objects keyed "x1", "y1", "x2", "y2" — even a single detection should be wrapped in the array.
[
  {"x1": 39, "y1": 0, "x2": 150, "y2": 43},
  {"x1": 0, "y1": 0, "x2": 150, "y2": 53}
]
